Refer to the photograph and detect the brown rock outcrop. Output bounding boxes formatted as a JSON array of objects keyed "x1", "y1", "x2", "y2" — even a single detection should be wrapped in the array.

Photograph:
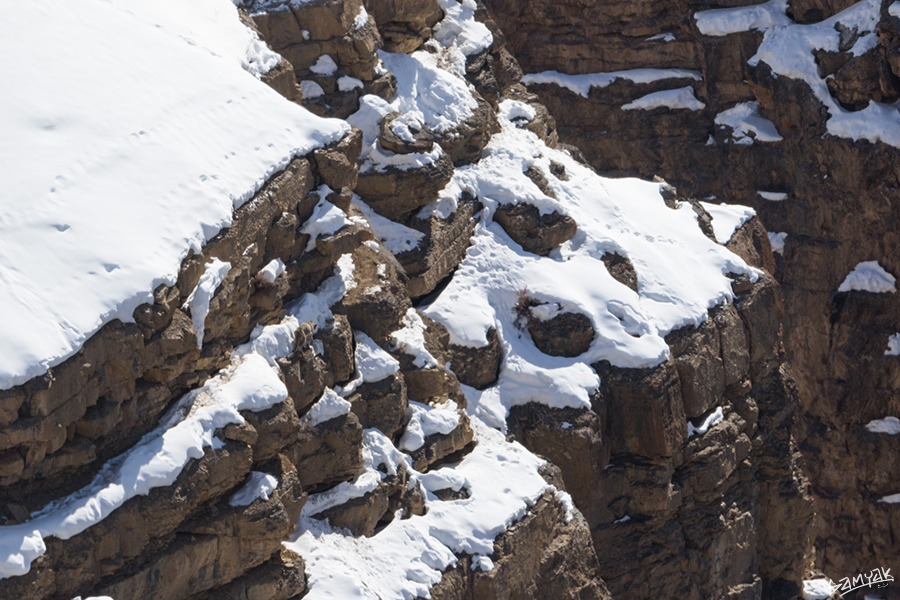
[
  {"x1": 501, "y1": 265, "x2": 813, "y2": 599},
  {"x1": 429, "y1": 488, "x2": 612, "y2": 600},
  {"x1": 483, "y1": 0, "x2": 900, "y2": 585},
  {"x1": 355, "y1": 155, "x2": 455, "y2": 220},
  {"x1": 0, "y1": 2, "x2": 827, "y2": 599},
  {"x1": 494, "y1": 202, "x2": 577, "y2": 256}
]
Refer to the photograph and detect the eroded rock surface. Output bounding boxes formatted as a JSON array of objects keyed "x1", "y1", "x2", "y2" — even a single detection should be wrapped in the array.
[
  {"x1": 484, "y1": 0, "x2": 900, "y2": 585},
  {"x1": 0, "y1": 1, "x2": 822, "y2": 599}
]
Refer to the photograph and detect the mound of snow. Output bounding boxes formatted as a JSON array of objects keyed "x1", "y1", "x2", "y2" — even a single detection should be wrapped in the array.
[
  {"x1": 701, "y1": 202, "x2": 756, "y2": 244},
  {"x1": 0, "y1": 0, "x2": 348, "y2": 390},
  {"x1": 838, "y1": 261, "x2": 896, "y2": 293},
  {"x1": 866, "y1": 416, "x2": 900, "y2": 434},
  {"x1": 419, "y1": 103, "x2": 757, "y2": 421},
  {"x1": 715, "y1": 102, "x2": 783, "y2": 144}
]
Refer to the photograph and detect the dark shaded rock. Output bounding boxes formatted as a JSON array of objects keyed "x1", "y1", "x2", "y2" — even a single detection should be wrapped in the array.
[
  {"x1": 315, "y1": 314, "x2": 356, "y2": 385},
  {"x1": 726, "y1": 215, "x2": 777, "y2": 274},
  {"x1": 404, "y1": 409, "x2": 475, "y2": 472},
  {"x1": 349, "y1": 372, "x2": 409, "y2": 439},
  {"x1": 366, "y1": 0, "x2": 443, "y2": 53},
  {"x1": 593, "y1": 360, "x2": 686, "y2": 459},
  {"x1": 278, "y1": 323, "x2": 329, "y2": 416},
  {"x1": 338, "y1": 242, "x2": 414, "y2": 344},
  {"x1": 493, "y1": 202, "x2": 576, "y2": 256},
  {"x1": 313, "y1": 128, "x2": 363, "y2": 191},
  {"x1": 287, "y1": 411, "x2": 364, "y2": 493},
  {"x1": 601, "y1": 252, "x2": 639, "y2": 292},
  {"x1": 312, "y1": 466, "x2": 425, "y2": 536},
  {"x1": 665, "y1": 317, "x2": 725, "y2": 419},
  {"x1": 192, "y1": 548, "x2": 307, "y2": 600},
  {"x1": 447, "y1": 327, "x2": 503, "y2": 390},
  {"x1": 430, "y1": 490, "x2": 611, "y2": 600},
  {"x1": 434, "y1": 91, "x2": 499, "y2": 165},
  {"x1": 260, "y1": 59, "x2": 302, "y2": 102},
  {"x1": 507, "y1": 404, "x2": 606, "y2": 525},
  {"x1": 396, "y1": 195, "x2": 479, "y2": 299},
  {"x1": 528, "y1": 312, "x2": 594, "y2": 358}
]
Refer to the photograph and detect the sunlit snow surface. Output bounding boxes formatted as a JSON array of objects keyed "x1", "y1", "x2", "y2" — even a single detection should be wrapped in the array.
[
  {"x1": 866, "y1": 416, "x2": 900, "y2": 433},
  {"x1": 802, "y1": 578, "x2": 837, "y2": 600},
  {"x1": 0, "y1": 0, "x2": 348, "y2": 390},
  {"x1": 421, "y1": 112, "x2": 757, "y2": 421},
  {"x1": 287, "y1": 420, "x2": 551, "y2": 600},
  {"x1": 886, "y1": 334, "x2": 900, "y2": 356},
  {"x1": 838, "y1": 261, "x2": 897, "y2": 293},
  {"x1": 768, "y1": 232, "x2": 787, "y2": 254},
  {"x1": 701, "y1": 202, "x2": 756, "y2": 244}
]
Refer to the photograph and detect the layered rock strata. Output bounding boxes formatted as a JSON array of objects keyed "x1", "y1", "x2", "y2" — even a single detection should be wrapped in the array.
[
  {"x1": 0, "y1": 1, "x2": 816, "y2": 599},
  {"x1": 485, "y1": 0, "x2": 900, "y2": 585}
]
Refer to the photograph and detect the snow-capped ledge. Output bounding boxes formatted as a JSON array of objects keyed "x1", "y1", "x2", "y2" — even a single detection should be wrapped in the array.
[
  {"x1": 0, "y1": 0, "x2": 349, "y2": 391},
  {"x1": 621, "y1": 86, "x2": 705, "y2": 111},
  {"x1": 838, "y1": 261, "x2": 896, "y2": 293}
]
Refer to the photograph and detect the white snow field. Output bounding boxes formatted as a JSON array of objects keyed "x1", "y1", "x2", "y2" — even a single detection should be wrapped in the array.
[{"x1": 0, "y1": 0, "x2": 348, "y2": 390}]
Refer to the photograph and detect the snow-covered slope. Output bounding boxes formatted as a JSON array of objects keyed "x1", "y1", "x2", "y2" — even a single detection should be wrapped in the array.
[
  {"x1": 0, "y1": 0, "x2": 771, "y2": 597},
  {"x1": 0, "y1": 0, "x2": 347, "y2": 390}
]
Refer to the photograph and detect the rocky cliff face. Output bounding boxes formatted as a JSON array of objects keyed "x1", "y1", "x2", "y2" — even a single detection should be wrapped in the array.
[
  {"x1": 0, "y1": 0, "x2": 828, "y2": 598},
  {"x1": 485, "y1": 0, "x2": 900, "y2": 588}
]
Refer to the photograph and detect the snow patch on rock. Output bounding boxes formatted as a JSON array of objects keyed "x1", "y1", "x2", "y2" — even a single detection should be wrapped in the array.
[
  {"x1": 866, "y1": 416, "x2": 900, "y2": 434},
  {"x1": 886, "y1": 334, "x2": 900, "y2": 356},
  {"x1": 700, "y1": 202, "x2": 756, "y2": 244},
  {"x1": 306, "y1": 388, "x2": 353, "y2": 426},
  {"x1": 287, "y1": 419, "x2": 551, "y2": 599},
  {"x1": 838, "y1": 261, "x2": 896, "y2": 293},
  {"x1": 688, "y1": 406, "x2": 725, "y2": 437},
  {"x1": 715, "y1": 102, "x2": 783, "y2": 144},
  {"x1": 0, "y1": 0, "x2": 348, "y2": 390},
  {"x1": 400, "y1": 401, "x2": 461, "y2": 451},
  {"x1": 621, "y1": 86, "x2": 705, "y2": 111},
  {"x1": 391, "y1": 308, "x2": 440, "y2": 368},
  {"x1": 229, "y1": 471, "x2": 280, "y2": 506},
  {"x1": 699, "y1": 0, "x2": 900, "y2": 148},
  {"x1": 184, "y1": 258, "x2": 232, "y2": 348},
  {"x1": 356, "y1": 199, "x2": 425, "y2": 253},
  {"x1": 758, "y1": 190, "x2": 788, "y2": 201},
  {"x1": 353, "y1": 331, "x2": 401, "y2": 383},
  {"x1": 258, "y1": 258, "x2": 286, "y2": 284},
  {"x1": 523, "y1": 68, "x2": 702, "y2": 98},
  {"x1": 802, "y1": 579, "x2": 837, "y2": 600},
  {"x1": 768, "y1": 232, "x2": 787, "y2": 255}
]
